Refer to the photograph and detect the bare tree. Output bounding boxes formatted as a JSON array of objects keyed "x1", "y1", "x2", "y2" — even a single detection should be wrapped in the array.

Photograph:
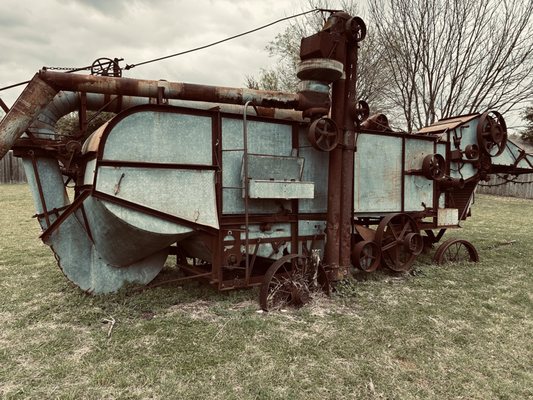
[{"x1": 370, "y1": 0, "x2": 533, "y2": 132}]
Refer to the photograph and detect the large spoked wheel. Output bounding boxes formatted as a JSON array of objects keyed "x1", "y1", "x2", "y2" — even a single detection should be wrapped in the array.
[
  {"x1": 260, "y1": 254, "x2": 313, "y2": 312},
  {"x1": 476, "y1": 111, "x2": 507, "y2": 157},
  {"x1": 375, "y1": 213, "x2": 423, "y2": 272},
  {"x1": 434, "y1": 238, "x2": 479, "y2": 265}
]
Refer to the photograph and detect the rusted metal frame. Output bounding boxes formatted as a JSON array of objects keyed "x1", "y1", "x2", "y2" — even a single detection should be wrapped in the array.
[
  {"x1": 432, "y1": 140, "x2": 439, "y2": 227},
  {"x1": 291, "y1": 123, "x2": 300, "y2": 255},
  {"x1": 219, "y1": 275, "x2": 265, "y2": 291},
  {"x1": 357, "y1": 128, "x2": 438, "y2": 141},
  {"x1": 444, "y1": 130, "x2": 452, "y2": 208},
  {"x1": 0, "y1": 103, "x2": 37, "y2": 141},
  {"x1": 401, "y1": 136, "x2": 406, "y2": 212},
  {"x1": 248, "y1": 238, "x2": 262, "y2": 275},
  {"x1": 212, "y1": 233, "x2": 222, "y2": 289},
  {"x1": 32, "y1": 204, "x2": 70, "y2": 219},
  {"x1": 141, "y1": 272, "x2": 213, "y2": 291},
  {"x1": 78, "y1": 92, "x2": 88, "y2": 137},
  {"x1": 79, "y1": 202, "x2": 94, "y2": 243},
  {"x1": 12, "y1": 142, "x2": 63, "y2": 158},
  {"x1": 212, "y1": 111, "x2": 224, "y2": 289},
  {"x1": 324, "y1": 78, "x2": 344, "y2": 275},
  {"x1": 458, "y1": 184, "x2": 476, "y2": 221},
  {"x1": 0, "y1": 98, "x2": 9, "y2": 114},
  {"x1": 423, "y1": 229, "x2": 447, "y2": 244},
  {"x1": 220, "y1": 111, "x2": 296, "y2": 128},
  {"x1": 97, "y1": 160, "x2": 218, "y2": 171},
  {"x1": 213, "y1": 111, "x2": 222, "y2": 217},
  {"x1": 91, "y1": 189, "x2": 218, "y2": 235},
  {"x1": 220, "y1": 214, "x2": 298, "y2": 225},
  {"x1": 0, "y1": 74, "x2": 58, "y2": 159},
  {"x1": 243, "y1": 101, "x2": 258, "y2": 285},
  {"x1": 510, "y1": 147, "x2": 530, "y2": 169},
  {"x1": 179, "y1": 263, "x2": 213, "y2": 280},
  {"x1": 29, "y1": 152, "x2": 51, "y2": 228},
  {"x1": 40, "y1": 189, "x2": 91, "y2": 241},
  {"x1": 220, "y1": 213, "x2": 327, "y2": 227},
  {"x1": 339, "y1": 37, "x2": 360, "y2": 272}
]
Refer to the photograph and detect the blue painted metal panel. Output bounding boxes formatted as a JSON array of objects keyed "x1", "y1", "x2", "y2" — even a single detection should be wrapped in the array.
[
  {"x1": 404, "y1": 138, "x2": 434, "y2": 211},
  {"x1": 221, "y1": 118, "x2": 291, "y2": 154},
  {"x1": 221, "y1": 117, "x2": 295, "y2": 214},
  {"x1": 299, "y1": 127, "x2": 328, "y2": 213},
  {"x1": 103, "y1": 111, "x2": 212, "y2": 164},
  {"x1": 95, "y1": 166, "x2": 219, "y2": 229},
  {"x1": 354, "y1": 134, "x2": 402, "y2": 212}
]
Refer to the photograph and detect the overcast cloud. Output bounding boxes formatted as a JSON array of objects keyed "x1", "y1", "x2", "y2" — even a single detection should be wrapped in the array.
[{"x1": 0, "y1": 0, "x2": 333, "y2": 107}]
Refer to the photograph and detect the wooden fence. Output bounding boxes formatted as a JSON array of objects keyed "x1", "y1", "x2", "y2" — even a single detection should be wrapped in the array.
[
  {"x1": 477, "y1": 173, "x2": 533, "y2": 199},
  {"x1": 0, "y1": 151, "x2": 26, "y2": 183}
]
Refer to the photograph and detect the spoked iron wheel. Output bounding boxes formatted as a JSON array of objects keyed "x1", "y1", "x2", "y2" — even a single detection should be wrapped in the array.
[
  {"x1": 434, "y1": 238, "x2": 479, "y2": 265},
  {"x1": 351, "y1": 240, "x2": 381, "y2": 272},
  {"x1": 375, "y1": 213, "x2": 423, "y2": 272},
  {"x1": 260, "y1": 254, "x2": 315, "y2": 311},
  {"x1": 308, "y1": 117, "x2": 340, "y2": 152},
  {"x1": 476, "y1": 111, "x2": 507, "y2": 157}
]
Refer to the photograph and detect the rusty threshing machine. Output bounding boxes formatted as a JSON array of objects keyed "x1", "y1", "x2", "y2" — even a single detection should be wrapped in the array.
[{"x1": 1, "y1": 12, "x2": 532, "y2": 310}]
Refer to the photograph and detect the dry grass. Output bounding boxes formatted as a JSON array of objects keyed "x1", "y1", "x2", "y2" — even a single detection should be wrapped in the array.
[{"x1": 0, "y1": 184, "x2": 532, "y2": 399}]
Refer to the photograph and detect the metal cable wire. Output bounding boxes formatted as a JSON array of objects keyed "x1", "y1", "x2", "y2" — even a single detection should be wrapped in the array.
[
  {"x1": 1, "y1": 8, "x2": 321, "y2": 93},
  {"x1": 124, "y1": 8, "x2": 320, "y2": 70}
]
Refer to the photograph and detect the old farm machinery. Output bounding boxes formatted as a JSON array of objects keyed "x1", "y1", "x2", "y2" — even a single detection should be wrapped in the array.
[{"x1": 1, "y1": 12, "x2": 532, "y2": 310}]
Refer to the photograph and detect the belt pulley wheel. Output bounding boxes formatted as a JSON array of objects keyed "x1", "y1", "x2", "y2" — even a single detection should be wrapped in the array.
[
  {"x1": 345, "y1": 16, "x2": 367, "y2": 43},
  {"x1": 464, "y1": 144, "x2": 479, "y2": 160},
  {"x1": 308, "y1": 117, "x2": 340, "y2": 152},
  {"x1": 375, "y1": 213, "x2": 421, "y2": 272},
  {"x1": 351, "y1": 240, "x2": 381, "y2": 272},
  {"x1": 476, "y1": 111, "x2": 507, "y2": 157},
  {"x1": 353, "y1": 100, "x2": 370, "y2": 125},
  {"x1": 422, "y1": 154, "x2": 446, "y2": 180}
]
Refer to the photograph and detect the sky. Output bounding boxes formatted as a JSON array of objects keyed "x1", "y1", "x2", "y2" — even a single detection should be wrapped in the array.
[
  {"x1": 0, "y1": 0, "x2": 335, "y2": 108},
  {"x1": 0, "y1": 0, "x2": 527, "y2": 132}
]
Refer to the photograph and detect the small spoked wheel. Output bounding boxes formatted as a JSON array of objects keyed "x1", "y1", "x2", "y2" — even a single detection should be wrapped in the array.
[
  {"x1": 260, "y1": 254, "x2": 314, "y2": 312},
  {"x1": 91, "y1": 57, "x2": 122, "y2": 77},
  {"x1": 351, "y1": 240, "x2": 381, "y2": 272},
  {"x1": 376, "y1": 213, "x2": 422, "y2": 272},
  {"x1": 434, "y1": 238, "x2": 479, "y2": 265},
  {"x1": 308, "y1": 117, "x2": 340, "y2": 152}
]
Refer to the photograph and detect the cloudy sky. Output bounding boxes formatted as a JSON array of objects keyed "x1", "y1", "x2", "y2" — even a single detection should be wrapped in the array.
[{"x1": 0, "y1": 0, "x2": 341, "y2": 107}]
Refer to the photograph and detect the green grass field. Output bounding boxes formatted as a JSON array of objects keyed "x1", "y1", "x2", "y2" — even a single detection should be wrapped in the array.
[{"x1": 0, "y1": 184, "x2": 531, "y2": 399}]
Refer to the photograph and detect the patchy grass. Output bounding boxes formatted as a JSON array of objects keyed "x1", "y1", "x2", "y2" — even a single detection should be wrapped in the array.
[{"x1": 0, "y1": 184, "x2": 531, "y2": 399}]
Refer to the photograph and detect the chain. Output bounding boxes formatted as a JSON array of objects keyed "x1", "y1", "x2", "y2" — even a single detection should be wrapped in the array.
[{"x1": 42, "y1": 65, "x2": 91, "y2": 71}]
